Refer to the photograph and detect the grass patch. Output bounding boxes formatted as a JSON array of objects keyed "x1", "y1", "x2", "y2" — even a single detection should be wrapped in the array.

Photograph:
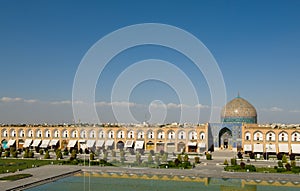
[
  {"x1": 0, "y1": 173, "x2": 32, "y2": 181},
  {"x1": 0, "y1": 159, "x2": 60, "y2": 174}
]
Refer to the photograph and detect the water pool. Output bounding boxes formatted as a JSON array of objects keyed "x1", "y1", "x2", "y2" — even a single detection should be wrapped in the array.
[{"x1": 25, "y1": 172, "x2": 300, "y2": 191}]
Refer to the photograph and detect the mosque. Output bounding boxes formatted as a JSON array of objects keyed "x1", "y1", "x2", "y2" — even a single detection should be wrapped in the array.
[{"x1": 1, "y1": 95, "x2": 300, "y2": 156}]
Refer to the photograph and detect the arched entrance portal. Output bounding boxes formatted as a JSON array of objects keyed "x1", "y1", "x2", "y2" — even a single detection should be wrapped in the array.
[{"x1": 219, "y1": 128, "x2": 232, "y2": 149}]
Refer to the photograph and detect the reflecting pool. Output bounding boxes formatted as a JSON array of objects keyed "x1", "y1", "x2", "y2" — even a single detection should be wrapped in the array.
[{"x1": 26, "y1": 172, "x2": 300, "y2": 191}]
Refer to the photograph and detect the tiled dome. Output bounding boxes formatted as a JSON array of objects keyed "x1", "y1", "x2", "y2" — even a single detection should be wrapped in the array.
[{"x1": 221, "y1": 95, "x2": 257, "y2": 124}]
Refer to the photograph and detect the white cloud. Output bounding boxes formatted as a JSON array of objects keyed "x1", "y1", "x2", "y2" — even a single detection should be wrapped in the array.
[
  {"x1": 50, "y1": 100, "x2": 72, "y2": 105},
  {"x1": 95, "y1": 101, "x2": 137, "y2": 107},
  {"x1": 194, "y1": 104, "x2": 210, "y2": 109},
  {"x1": 260, "y1": 107, "x2": 283, "y2": 112},
  {"x1": 0, "y1": 97, "x2": 38, "y2": 103},
  {"x1": 289, "y1": 110, "x2": 300, "y2": 113}
]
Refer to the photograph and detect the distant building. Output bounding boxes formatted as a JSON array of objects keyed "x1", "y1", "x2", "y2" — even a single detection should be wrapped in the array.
[{"x1": 0, "y1": 95, "x2": 299, "y2": 156}]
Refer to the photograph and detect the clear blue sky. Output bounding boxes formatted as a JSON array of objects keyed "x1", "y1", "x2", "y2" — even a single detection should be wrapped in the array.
[{"x1": 0, "y1": 0, "x2": 299, "y2": 124}]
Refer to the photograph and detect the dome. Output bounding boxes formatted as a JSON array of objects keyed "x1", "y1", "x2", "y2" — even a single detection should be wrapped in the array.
[{"x1": 221, "y1": 95, "x2": 257, "y2": 124}]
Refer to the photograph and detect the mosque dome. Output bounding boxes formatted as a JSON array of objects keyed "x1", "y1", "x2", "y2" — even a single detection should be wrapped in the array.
[{"x1": 221, "y1": 95, "x2": 257, "y2": 124}]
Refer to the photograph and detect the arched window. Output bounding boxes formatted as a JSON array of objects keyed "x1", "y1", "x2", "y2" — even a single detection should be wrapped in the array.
[
  {"x1": 19, "y1": 130, "x2": 25, "y2": 137},
  {"x1": 157, "y1": 131, "x2": 165, "y2": 139},
  {"x1": 80, "y1": 130, "x2": 86, "y2": 138},
  {"x1": 266, "y1": 131, "x2": 275, "y2": 141},
  {"x1": 99, "y1": 131, "x2": 105, "y2": 138},
  {"x1": 11, "y1": 130, "x2": 16, "y2": 137},
  {"x1": 28, "y1": 130, "x2": 33, "y2": 138},
  {"x1": 62, "y1": 130, "x2": 68, "y2": 138},
  {"x1": 245, "y1": 132, "x2": 251, "y2": 141},
  {"x1": 2, "y1": 129, "x2": 8, "y2": 137},
  {"x1": 128, "y1": 130, "x2": 134, "y2": 139},
  {"x1": 137, "y1": 131, "x2": 144, "y2": 139},
  {"x1": 279, "y1": 132, "x2": 288, "y2": 142},
  {"x1": 117, "y1": 131, "x2": 124, "y2": 138},
  {"x1": 168, "y1": 131, "x2": 175, "y2": 140},
  {"x1": 89, "y1": 130, "x2": 95, "y2": 138},
  {"x1": 200, "y1": 132, "x2": 205, "y2": 140},
  {"x1": 45, "y1": 130, "x2": 51, "y2": 138},
  {"x1": 54, "y1": 130, "x2": 60, "y2": 138},
  {"x1": 292, "y1": 132, "x2": 300, "y2": 142},
  {"x1": 71, "y1": 130, "x2": 78, "y2": 138},
  {"x1": 178, "y1": 131, "x2": 186, "y2": 140},
  {"x1": 108, "y1": 130, "x2": 114, "y2": 139},
  {"x1": 253, "y1": 131, "x2": 263, "y2": 141},
  {"x1": 189, "y1": 131, "x2": 197, "y2": 140},
  {"x1": 36, "y1": 130, "x2": 42, "y2": 138},
  {"x1": 148, "y1": 131, "x2": 154, "y2": 139}
]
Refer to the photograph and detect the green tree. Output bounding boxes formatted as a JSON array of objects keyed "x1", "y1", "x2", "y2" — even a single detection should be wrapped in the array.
[
  {"x1": 120, "y1": 150, "x2": 125, "y2": 163},
  {"x1": 183, "y1": 154, "x2": 189, "y2": 162},
  {"x1": 90, "y1": 153, "x2": 95, "y2": 160},
  {"x1": 136, "y1": 153, "x2": 141, "y2": 165},
  {"x1": 148, "y1": 153, "x2": 154, "y2": 164},
  {"x1": 155, "y1": 154, "x2": 160, "y2": 165},
  {"x1": 70, "y1": 150, "x2": 77, "y2": 161},
  {"x1": 44, "y1": 150, "x2": 50, "y2": 159},
  {"x1": 56, "y1": 149, "x2": 63, "y2": 159},
  {"x1": 162, "y1": 153, "x2": 168, "y2": 162},
  {"x1": 282, "y1": 154, "x2": 288, "y2": 163}
]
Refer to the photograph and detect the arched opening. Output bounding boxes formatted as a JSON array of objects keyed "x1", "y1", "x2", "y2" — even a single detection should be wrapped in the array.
[
  {"x1": 219, "y1": 127, "x2": 232, "y2": 149},
  {"x1": 117, "y1": 141, "x2": 124, "y2": 150}
]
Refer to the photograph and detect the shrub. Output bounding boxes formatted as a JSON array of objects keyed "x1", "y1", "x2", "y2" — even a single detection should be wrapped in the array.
[
  {"x1": 245, "y1": 165, "x2": 256, "y2": 172},
  {"x1": 277, "y1": 168, "x2": 286, "y2": 173},
  {"x1": 194, "y1": 156, "x2": 200, "y2": 164},
  {"x1": 12, "y1": 151, "x2": 18, "y2": 158},
  {"x1": 63, "y1": 148, "x2": 69, "y2": 156},
  {"x1": 231, "y1": 158, "x2": 237, "y2": 166},
  {"x1": 4, "y1": 151, "x2": 10, "y2": 157},
  {"x1": 29, "y1": 151, "x2": 34, "y2": 158},
  {"x1": 39, "y1": 150, "x2": 44, "y2": 155},
  {"x1": 223, "y1": 159, "x2": 228, "y2": 166},
  {"x1": 291, "y1": 160, "x2": 296, "y2": 167},
  {"x1": 285, "y1": 163, "x2": 291, "y2": 171},
  {"x1": 206, "y1": 153, "x2": 212, "y2": 160},
  {"x1": 174, "y1": 158, "x2": 180, "y2": 167},
  {"x1": 278, "y1": 161, "x2": 283, "y2": 168},
  {"x1": 183, "y1": 154, "x2": 189, "y2": 162},
  {"x1": 282, "y1": 154, "x2": 288, "y2": 163},
  {"x1": 177, "y1": 154, "x2": 182, "y2": 162},
  {"x1": 240, "y1": 162, "x2": 246, "y2": 169},
  {"x1": 237, "y1": 152, "x2": 243, "y2": 159},
  {"x1": 44, "y1": 150, "x2": 50, "y2": 159},
  {"x1": 291, "y1": 166, "x2": 300, "y2": 173},
  {"x1": 162, "y1": 153, "x2": 168, "y2": 162}
]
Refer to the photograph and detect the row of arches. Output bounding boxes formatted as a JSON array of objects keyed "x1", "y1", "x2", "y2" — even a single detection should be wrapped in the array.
[
  {"x1": 245, "y1": 131, "x2": 300, "y2": 142},
  {"x1": 0, "y1": 128, "x2": 206, "y2": 141}
]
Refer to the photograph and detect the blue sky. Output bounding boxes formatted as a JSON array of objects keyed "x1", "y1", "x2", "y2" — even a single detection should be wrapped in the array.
[{"x1": 0, "y1": 0, "x2": 299, "y2": 124}]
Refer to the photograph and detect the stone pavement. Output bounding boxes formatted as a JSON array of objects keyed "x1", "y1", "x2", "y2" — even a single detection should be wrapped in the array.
[{"x1": 0, "y1": 165, "x2": 81, "y2": 191}]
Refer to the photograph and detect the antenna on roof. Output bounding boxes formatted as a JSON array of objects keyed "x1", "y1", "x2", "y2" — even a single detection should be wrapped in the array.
[{"x1": 237, "y1": 92, "x2": 240, "y2": 98}]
